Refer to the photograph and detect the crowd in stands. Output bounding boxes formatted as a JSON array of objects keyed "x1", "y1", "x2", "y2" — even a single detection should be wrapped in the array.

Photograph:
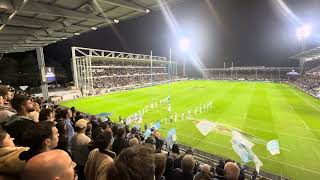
[
  {"x1": 0, "y1": 85, "x2": 253, "y2": 180},
  {"x1": 94, "y1": 74, "x2": 168, "y2": 88},
  {"x1": 206, "y1": 70, "x2": 288, "y2": 81},
  {"x1": 290, "y1": 74, "x2": 320, "y2": 97},
  {"x1": 92, "y1": 67, "x2": 166, "y2": 77},
  {"x1": 91, "y1": 60, "x2": 170, "y2": 89},
  {"x1": 91, "y1": 60, "x2": 166, "y2": 67}
]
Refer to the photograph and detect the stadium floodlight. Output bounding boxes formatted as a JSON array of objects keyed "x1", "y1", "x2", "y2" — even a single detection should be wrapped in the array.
[
  {"x1": 296, "y1": 24, "x2": 312, "y2": 41},
  {"x1": 91, "y1": 27, "x2": 98, "y2": 30},
  {"x1": 113, "y1": 19, "x2": 120, "y2": 23},
  {"x1": 146, "y1": 9, "x2": 150, "y2": 13},
  {"x1": 179, "y1": 37, "x2": 190, "y2": 52}
]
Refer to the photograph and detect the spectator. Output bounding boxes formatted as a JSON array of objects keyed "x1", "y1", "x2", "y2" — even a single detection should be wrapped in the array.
[
  {"x1": 19, "y1": 121, "x2": 59, "y2": 162},
  {"x1": 55, "y1": 121, "x2": 69, "y2": 153},
  {"x1": 75, "y1": 111, "x2": 83, "y2": 122},
  {"x1": 129, "y1": 137, "x2": 139, "y2": 147},
  {"x1": 170, "y1": 144, "x2": 182, "y2": 169},
  {"x1": 163, "y1": 156, "x2": 177, "y2": 180},
  {"x1": 0, "y1": 128, "x2": 28, "y2": 180},
  {"x1": 0, "y1": 87, "x2": 14, "y2": 108},
  {"x1": 126, "y1": 127, "x2": 137, "y2": 139},
  {"x1": 5, "y1": 94, "x2": 35, "y2": 124},
  {"x1": 62, "y1": 109, "x2": 74, "y2": 152},
  {"x1": 107, "y1": 144, "x2": 155, "y2": 180},
  {"x1": 2, "y1": 118, "x2": 36, "y2": 147},
  {"x1": 71, "y1": 119, "x2": 91, "y2": 180},
  {"x1": 224, "y1": 162, "x2": 240, "y2": 180},
  {"x1": 155, "y1": 153, "x2": 167, "y2": 180},
  {"x1": 0, "y1": 92, "x2": 16, "y2": 122},
  {"x1": 91, "y1": 121, "x2": 103, "y2": 140},
  {"x1": 39, "y1": 108, "x2": 55, "y2": 121},
  {"x1": 194, "y1": 164, "x2": 212, "y2": 180},
  {"x1": 173, "y1": 154, "x2": 195, "y2": 180},
  {"x1": 22, "y1": 150, "x2": 76, "y2": 180},
  {"x1": 215, "y1": 159, "x2": 225, "y2": 177},
  {"x1": 84, "y1": 131, "x2": 115, "y2": 180},
  {"x1": 112, "y1": 127, "x2": 129, "y2": 155}
]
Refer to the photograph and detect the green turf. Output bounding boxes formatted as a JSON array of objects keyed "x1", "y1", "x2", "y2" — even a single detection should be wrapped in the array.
[{"x1": 60, "y1": 80, "x2": 320, "y2": 179}]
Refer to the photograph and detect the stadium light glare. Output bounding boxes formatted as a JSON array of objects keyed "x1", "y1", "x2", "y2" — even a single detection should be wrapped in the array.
[
  {"x1": 91, "y1": 27, "x2": 97, "y2": 30},
  {"x1": 113, "y1": 19, "x2": 120, "y2": 23},
  {"x1": 296, "y1": 24, "x2": 312, "y2": 41},
  {"x1": 179, "y1": 37, "x2": 190, "y2": 52}
]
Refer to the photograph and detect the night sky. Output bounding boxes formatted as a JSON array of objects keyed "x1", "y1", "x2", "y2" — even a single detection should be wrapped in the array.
[{"x1": 2, "y1": 0, "x2": 320, "y2": 82}]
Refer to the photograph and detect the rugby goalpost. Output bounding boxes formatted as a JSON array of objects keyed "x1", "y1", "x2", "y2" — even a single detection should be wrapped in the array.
[{"x1": 71, "y1": 47, "x2": 178, "y2": 93}]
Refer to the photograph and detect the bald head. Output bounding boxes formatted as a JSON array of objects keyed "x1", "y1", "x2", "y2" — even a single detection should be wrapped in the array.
[
  {"x1": 224, "y1": 162, "x2": 240, "y2": 180},
  {"x1": 22, "y1": 150, "x2": 75, "y2": 180},
  {"x1": 201, "y1": 164, "x2": 211, "y2": 174}
]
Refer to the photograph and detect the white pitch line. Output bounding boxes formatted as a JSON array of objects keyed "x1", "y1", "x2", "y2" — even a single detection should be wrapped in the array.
[
  {"x1": 258, "y1": 156, "x2": 320, "y2": 175},
  {"x1": 289, "y1": 87, "x2": 320, "y2": 113}
]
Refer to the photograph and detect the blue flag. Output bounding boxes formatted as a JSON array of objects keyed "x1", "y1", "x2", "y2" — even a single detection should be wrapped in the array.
[
  {"x1": 267, "y1": 140, "x2": 280, "y2": 155},
  {"x1": 154, "y1": 120, "x2": 161, "y2": 130},
  {"x1": 144, "y1": 129, "x2": 152, "y2": 139},
  {"x1": 166, "y1": 128, "x2": 177, "y2": 149}
]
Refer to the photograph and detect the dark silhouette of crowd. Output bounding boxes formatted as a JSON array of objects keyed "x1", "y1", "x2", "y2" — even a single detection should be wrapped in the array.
[{"x1": 0, "y1": 84, "x2": 254, "y2": 180}]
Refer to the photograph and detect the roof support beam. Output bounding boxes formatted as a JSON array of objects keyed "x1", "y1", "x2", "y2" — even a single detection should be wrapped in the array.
[
  {"x1": 97, "y1": 0, "x2": 147, "y2": 12},
  {"x1": 20, "y1": 1, "x2": 114, "y2": 23},
  {"x1": 0, "y1": 26, "x2": 73, "y2": 37},
  {"x1": 3, "y1": 16, "x2": 88, "y2": 31}
]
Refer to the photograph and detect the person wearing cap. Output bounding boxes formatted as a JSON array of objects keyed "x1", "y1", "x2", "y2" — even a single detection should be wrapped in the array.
[
  {"x1": 22, "y1": 150, "x2": 76, "y2": 180},
  {"x1": 71, "y1": 119, "x2": 91, "y2": 180}
]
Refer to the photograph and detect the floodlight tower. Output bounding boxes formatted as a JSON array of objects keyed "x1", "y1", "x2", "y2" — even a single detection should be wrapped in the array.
[
  {"x1": 296, "y1": 24, "x2": 312, "y2": 75},
  {"x1": 179, "y1": 37, "x2": 190, "y2": 76}
]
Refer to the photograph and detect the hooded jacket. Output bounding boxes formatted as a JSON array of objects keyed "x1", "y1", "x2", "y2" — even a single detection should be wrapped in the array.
[{"x1": 0, "y1": 146, "x2": 28, "y2": 180}]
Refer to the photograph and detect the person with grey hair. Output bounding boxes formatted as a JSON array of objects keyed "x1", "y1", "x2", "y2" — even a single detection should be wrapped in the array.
[
  {"x1": 224, "y1": 162, "x2": 240, "y2": 180},
  {"x1": 71, "y1": 119, "x2": 91, "y2": 180},
  {"x1": 194, "y1": 164, "x2": 212, "y2": 180},
  {"x1": 173, "y1": 154, "x2": 195, "y2": 180}
]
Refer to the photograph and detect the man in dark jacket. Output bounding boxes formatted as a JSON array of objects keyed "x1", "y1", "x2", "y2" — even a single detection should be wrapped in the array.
[{"x1": 112, "y1": 127, "x2": 129, "y2": 155}]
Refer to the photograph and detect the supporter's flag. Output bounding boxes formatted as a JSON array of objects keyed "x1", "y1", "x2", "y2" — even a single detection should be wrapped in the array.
[
  {"x1": 196, "y1": 120, "x2": 216, "y2": 136},
  {"x1": 144, "y1": 129, "x2": 152, "y2": 139},
  {"x1": 166, "y1": 128, "x2": 177, "y2": 149},
  {"x1": 267, "y1": 140, "x2": 280, "y2": 155},
  {"x1": 154, "y1": 120, "x2": 161, "y2": 130},
  {"x1": 231, "y1": 131, "x2": 263, "y2": 173}
]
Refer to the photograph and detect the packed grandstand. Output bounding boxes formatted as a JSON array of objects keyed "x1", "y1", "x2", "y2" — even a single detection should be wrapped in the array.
[{"x1": 0, "y1": 57, "x2": 320, "y2": 180}]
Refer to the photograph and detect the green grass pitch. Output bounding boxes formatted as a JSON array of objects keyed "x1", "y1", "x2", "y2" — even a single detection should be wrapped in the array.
[{"x1": 60, "y1": 80, "x2": 320, "y2": 179}]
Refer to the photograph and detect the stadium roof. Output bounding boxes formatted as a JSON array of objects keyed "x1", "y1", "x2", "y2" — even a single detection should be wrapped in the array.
[
  {"x1": 289, "y1": 46, "x2": 320, "y2": 61},
  {"x1": 0, "y1": 0, "x2": 182, "y2": 54}
]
